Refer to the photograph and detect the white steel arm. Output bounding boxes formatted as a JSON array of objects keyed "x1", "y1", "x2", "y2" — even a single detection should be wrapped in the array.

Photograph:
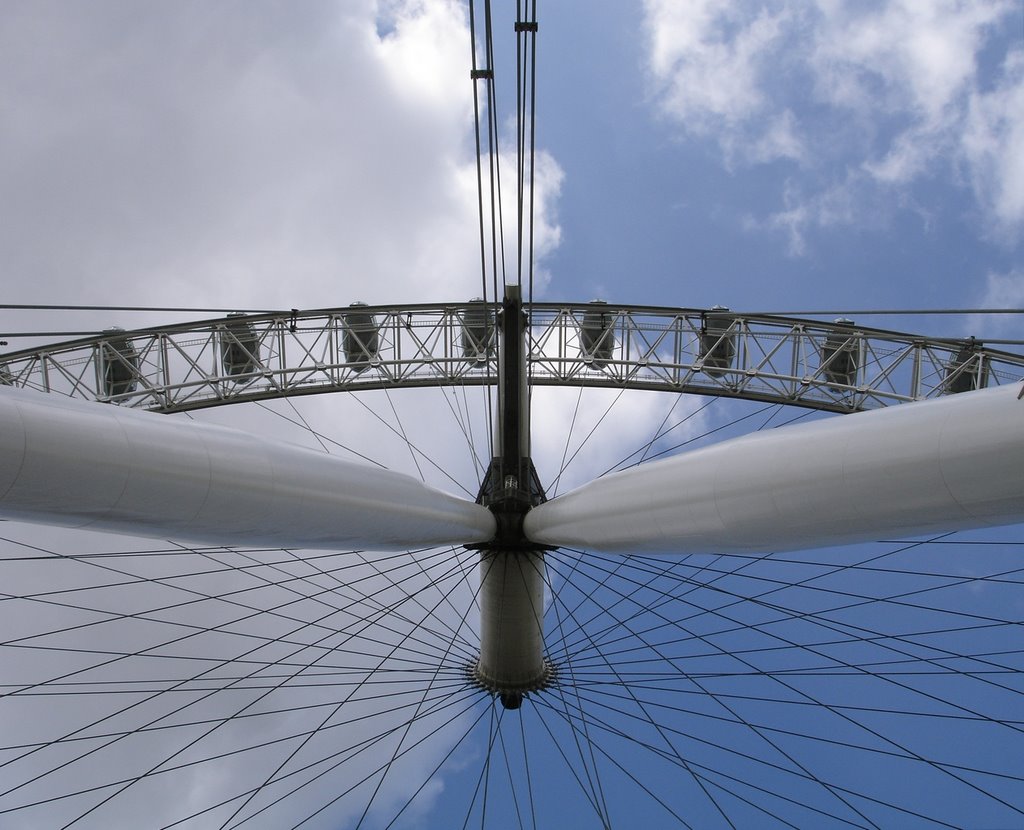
[
  {"x1": 0, "y1": 387, "x2": 495, "y2": 550},
  {"x1": 525, "y1": 383, "x2": 1024, "y2": 554}
]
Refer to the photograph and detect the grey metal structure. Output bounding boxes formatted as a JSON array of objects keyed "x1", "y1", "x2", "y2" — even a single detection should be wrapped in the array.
[{"x1": 1, "y1": 303, "x2": 1020, "y2": 413}]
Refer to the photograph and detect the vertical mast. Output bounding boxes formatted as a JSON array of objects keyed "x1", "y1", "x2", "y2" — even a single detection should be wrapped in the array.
[
  {"x1": 467, "y1": 3, "x2": 548, "y2": 709},
  {"x1": 473, "y1": 285, "x2": 550, "y2": 709}
]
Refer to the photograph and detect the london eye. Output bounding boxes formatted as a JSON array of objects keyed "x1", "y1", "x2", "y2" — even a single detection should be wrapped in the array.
[{"x1": 1, "y1": 3, "x2": 1022, "y2": 828}]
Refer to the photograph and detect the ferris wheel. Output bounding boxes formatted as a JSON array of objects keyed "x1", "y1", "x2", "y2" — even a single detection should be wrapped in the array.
[
  {"x1": 2, "y1": 294, "x2": 1024, "y2": 828},
  {"x1": 1, "y1": 5, "x2": 1024, "y2": 830}
]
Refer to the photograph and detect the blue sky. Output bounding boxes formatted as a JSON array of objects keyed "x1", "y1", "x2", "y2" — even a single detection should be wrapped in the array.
[
  {"x1": 0, "y1": 2, "x2": 1023, "y2": 828},
  {"x1": 536, "y1": 1, "x2": 1023, "y2": 317}
]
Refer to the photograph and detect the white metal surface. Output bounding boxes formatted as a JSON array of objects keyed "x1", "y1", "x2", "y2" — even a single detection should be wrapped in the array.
[
  {"x1": 0, "y1": 386, "x2": 495, "y2": 549},
  {"x1": 525, "y1": 383, "x2": 1024, "y2": 554}
]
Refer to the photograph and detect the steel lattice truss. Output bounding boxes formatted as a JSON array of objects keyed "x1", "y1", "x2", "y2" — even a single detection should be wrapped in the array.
[{"x1": 1, "y1": 302, "x2": 1021, "y2": 413}]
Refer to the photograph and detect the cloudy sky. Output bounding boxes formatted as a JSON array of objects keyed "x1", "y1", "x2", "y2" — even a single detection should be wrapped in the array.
[
  {"x1": 2, "y1": 0, "x2": 1020, "y2": 319},
  {"x1": 1, "y1": 1, "x2": 1022, "y2": 828}
]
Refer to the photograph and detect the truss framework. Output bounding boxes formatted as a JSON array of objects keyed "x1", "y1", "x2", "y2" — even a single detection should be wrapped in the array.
[{"x1": 1, "y1": 303, "x2": 1020, "y2": 413}]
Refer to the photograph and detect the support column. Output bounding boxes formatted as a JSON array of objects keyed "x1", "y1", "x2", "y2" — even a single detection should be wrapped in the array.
[
  {"x1": 471, "y1": 285, "x2": 551, "y2": 708},
  {"x1": 475, "y1": 550, "x2": 548, "y2": 708}
]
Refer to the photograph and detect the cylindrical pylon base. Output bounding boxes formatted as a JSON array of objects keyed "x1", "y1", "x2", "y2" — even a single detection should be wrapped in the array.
[{"x1": 474, "y1": 549, "x2": 550, "y2": 706}]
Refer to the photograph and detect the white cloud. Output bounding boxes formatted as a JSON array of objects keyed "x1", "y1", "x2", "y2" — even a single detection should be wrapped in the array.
[
  {"x1": 962, "y1": 49, "x2": 1024, "y2": 238},
  {"x1": 967, "y1": 268, "x2": 1024, "y2": 336},
  {"x1": 645, "y1": 1, "x2": 787, "y2": 125},
  {"x1": 0, "y1": 3, "x2": 563, "y2": 826},
  {"x1": 644, "y1": 0, "x2": 799, "y2": 165},
  {"x1": 747, "y1": 110, "x2": 806, "y2": 165},
  {"x1": 0, "y1": 0, "x2": 561, "y2": 312},
  {"x1": 809, "y1": 0, "x2": 1006, "y2": 121},
  {"x1": 747, "y1": 176, "x2": 859, "y2": 256},
  {"x1": 642, "y1": 0, "x2": 1023, "y2": 245},
  {"x1": 978, "y1": 268, "x2": 1024, "y2": 309}
]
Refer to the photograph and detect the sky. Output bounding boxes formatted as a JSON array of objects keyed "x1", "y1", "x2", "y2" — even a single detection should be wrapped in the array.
[{"x1": 0, "y1": 1, "x2": 1023, "y2": 828}]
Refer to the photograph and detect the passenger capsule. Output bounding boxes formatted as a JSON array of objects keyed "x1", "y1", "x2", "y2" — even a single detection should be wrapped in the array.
[
  {"x1": 100, "y1": 327, "x2": 139, "y2": 397},
  {"x1": 461, "y1": 298, "x2": 494, "y2": 361},
  {"x1": 945, "y1": 340, "x2": 989, "y2": 394},
  {"x1": 580, "y1": 300, "x2": 615, "y2": 368},
  {"x1": 699, "y1": 306, "x2": 736, "y2": 378},
  {"x1": 342, "y1": 302, "x2": 380, "y2": 371},
  {"x1": 821, "y1": 319, "x2": 859, "y2": 387},
  {"x1": 221, "y1": 313, "x2": 260, "y2": 380}
]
